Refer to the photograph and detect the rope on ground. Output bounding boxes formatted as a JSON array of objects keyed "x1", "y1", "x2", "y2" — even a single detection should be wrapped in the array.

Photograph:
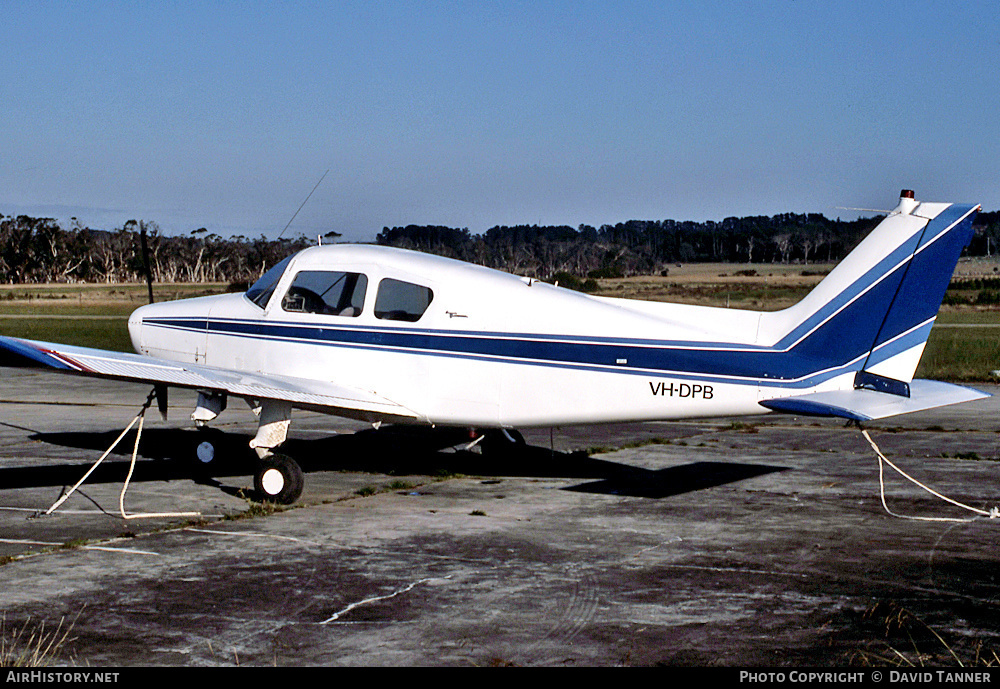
[
  {"x1": 860, "y1": 427, "x2": 1000, "y2": 523},
  {"x1": 44, "y1": 388, "x2": 200, "y2": 520}
]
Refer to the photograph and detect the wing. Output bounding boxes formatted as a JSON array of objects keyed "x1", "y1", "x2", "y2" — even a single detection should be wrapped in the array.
[
  {"x1": 0, "y1": 335, "x2": 424, "y2": 423},
  {"x1": 759, "y1": 379, "x2": 989, "y2": 422}
]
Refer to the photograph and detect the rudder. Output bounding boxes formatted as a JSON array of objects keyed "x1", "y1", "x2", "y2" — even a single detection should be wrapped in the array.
[{"x1": 860, "y1": 199, "x2": 979, "y2": 383}]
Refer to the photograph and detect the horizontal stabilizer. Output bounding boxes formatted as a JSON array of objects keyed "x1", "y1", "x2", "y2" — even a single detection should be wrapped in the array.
[{"x1": 759, "y1": 380, "x2": 989, "y2": 422}]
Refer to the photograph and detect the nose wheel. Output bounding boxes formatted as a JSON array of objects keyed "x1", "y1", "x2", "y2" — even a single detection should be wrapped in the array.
[
  {"x1": 254, "y1": 453, "x2": 304, "y2": 504},
  {"x1": 195, "y1": 440, "x2": 216, "y2": 464}
]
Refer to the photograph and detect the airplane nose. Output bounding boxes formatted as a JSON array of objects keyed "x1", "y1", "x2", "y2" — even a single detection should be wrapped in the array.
[{"x1": 128, "y1": 304, "x2": 148, "y2": 354}]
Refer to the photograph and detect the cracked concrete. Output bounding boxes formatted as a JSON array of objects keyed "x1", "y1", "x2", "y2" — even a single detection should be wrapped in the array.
[{"x1": 1, "y1": 370, "x2": 1000, "y2": 666}]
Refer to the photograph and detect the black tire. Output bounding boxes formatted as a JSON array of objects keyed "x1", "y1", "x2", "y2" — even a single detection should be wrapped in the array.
[
  {"x1": 254, "y1": 453, "x2": 304, "y2": 504},
  {"x1": 189, "y1": 427, "x2": 228, "y2": 471},
  {"x1": 504, "y1": 429, "x2": 526, "y2": 446},
  {"x1": 194, "y1": 439, "x2": 216, "y2": 465},
  {"x1": 480, "y1": 428, "x2": 526, "y2": 458}
]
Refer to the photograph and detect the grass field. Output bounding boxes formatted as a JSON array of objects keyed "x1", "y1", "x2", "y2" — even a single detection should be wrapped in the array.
[
  {"x1": 0, "y1": 283, "x2": 228, "y2": 353},
  {"x1": 0, "y1": 274, "x2": 998, "y2": 381}
]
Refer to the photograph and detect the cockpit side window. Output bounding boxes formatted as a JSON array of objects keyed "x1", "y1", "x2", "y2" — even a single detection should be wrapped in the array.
[
  {"x1": 374, "y1": 278, "x2": 433, "y2": 322},
  {"x1": 245, "y1": 255, "x2": 293, "y2": 309},
  {"x1": 281, "y1": 270, "x2": 368, "y2": 317}
]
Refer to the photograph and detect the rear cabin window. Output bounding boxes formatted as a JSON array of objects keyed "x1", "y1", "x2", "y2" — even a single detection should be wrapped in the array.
[
  {"x1": 281, "y1": 271, "x2": 367, "y2": 317},
  {"x1": 374, "y1": 278, "x2": 433, "y2": 322}
]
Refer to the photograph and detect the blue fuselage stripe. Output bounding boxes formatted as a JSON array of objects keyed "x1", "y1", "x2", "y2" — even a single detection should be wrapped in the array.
[{"x1": 142, "y1": 278, "x2": 927, "y2": 388}]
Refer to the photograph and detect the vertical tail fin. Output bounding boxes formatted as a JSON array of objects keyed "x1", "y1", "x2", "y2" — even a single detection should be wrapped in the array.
[{"x1": 759, "y1": 190, "x2": 980, "y2": 389}]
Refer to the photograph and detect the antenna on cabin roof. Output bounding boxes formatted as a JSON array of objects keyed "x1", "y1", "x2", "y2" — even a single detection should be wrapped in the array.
[
  {"x1": 316, "y1": 230, "x2": 342, "y2": 246},
  {"x1": 277, "y1": 169, "x2": 329, "y2": 240}
]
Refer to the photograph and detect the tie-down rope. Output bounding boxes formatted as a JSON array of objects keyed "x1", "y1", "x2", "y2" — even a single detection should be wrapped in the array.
[
  {"x1": 860, "y1": 427, "x2": 1000, "y2": 523},
  {"x1": 44, "y1": 389, "x2": 201, "y2": 520}
]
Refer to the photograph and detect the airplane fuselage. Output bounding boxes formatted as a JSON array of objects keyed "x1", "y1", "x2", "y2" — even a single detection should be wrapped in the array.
[
  {"x1": 128, "y1": 244, "x2": 777, "y2": 428},
  {"x1": 122, "y1": 195, "x2": 983, "y2": 435}
]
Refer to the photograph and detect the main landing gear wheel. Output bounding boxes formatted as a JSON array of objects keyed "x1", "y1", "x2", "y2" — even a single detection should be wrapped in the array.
[
  {"x1": 480, "y1": 428, "x2": 526, "y2": 459},
  {"x1": 188, "y1": 426, "x2": 228, "y2": 468},
  {"x1": 195, "y1": 440, "x2": 216, "y2": 465},
  {"x1": 254, "y1": 453, "x2": 304, "y2": 504}
]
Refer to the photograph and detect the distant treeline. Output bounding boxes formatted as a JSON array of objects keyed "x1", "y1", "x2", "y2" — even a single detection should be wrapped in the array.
[
  {"x1": 2, "y1": 209, "x2": 998, "y2": 285},
  {"x1": 377, "y1": 211, "x2": 1000, "y2": 280},
  {"x1": 0, "y1": 216, "x2": 311, "y2": 285}
]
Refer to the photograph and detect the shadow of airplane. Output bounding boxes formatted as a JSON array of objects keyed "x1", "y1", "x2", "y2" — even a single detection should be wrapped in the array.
[{"x1": 8, "y1": 425, "x2": 788, "y2": 500}]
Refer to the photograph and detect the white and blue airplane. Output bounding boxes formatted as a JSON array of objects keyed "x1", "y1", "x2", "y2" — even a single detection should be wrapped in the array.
[{"x1": 0, "y1": 190, "x2": 987, "y2": 503}]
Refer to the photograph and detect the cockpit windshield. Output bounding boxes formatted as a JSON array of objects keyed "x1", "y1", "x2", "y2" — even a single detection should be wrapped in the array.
[{"x1": 245, "y1": 255, "x2": 294, "y2": 309}]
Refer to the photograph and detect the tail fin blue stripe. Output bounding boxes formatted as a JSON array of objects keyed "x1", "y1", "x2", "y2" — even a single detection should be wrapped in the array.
[
  {"x1": 773, "y1": 233, "x2": 921, "y2": 351},
  {"x1": 769, "y1": 204, "x2": 977, "y2": 381},
  {"x1": 864, "y1": 204, "x2": 977, "y2": 359}
]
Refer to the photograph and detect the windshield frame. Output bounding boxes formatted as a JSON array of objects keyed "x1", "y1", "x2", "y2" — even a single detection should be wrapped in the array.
[{"x1": 245, "y1": 255, "x2": 294, "y2": 309}]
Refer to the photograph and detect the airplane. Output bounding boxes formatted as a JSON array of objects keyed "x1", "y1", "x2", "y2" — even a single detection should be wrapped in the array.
[{"x1": 0, "y1": 190, "x2": 988, "y2": 505}]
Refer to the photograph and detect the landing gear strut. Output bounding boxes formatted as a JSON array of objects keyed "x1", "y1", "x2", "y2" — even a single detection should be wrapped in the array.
[
  {"x1": 189, "y1": 394, "x2": 305, "y2": 504},
  {"x1": 247, "y1": 400, "x2": 303, "y2": 504}
]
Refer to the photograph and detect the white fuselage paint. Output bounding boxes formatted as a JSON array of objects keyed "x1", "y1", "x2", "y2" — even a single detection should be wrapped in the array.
[
  {"x1": 128, "y1": 245, "x2": 782, "y2": 428},
  {"x1": 127, "y1": 195, "x2": 971, "y2": 430}
]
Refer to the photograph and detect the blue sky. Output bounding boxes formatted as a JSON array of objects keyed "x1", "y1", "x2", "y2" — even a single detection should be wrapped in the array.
[{"x1": 3, "y1": 1, "x2": 999, "y2": 242}]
